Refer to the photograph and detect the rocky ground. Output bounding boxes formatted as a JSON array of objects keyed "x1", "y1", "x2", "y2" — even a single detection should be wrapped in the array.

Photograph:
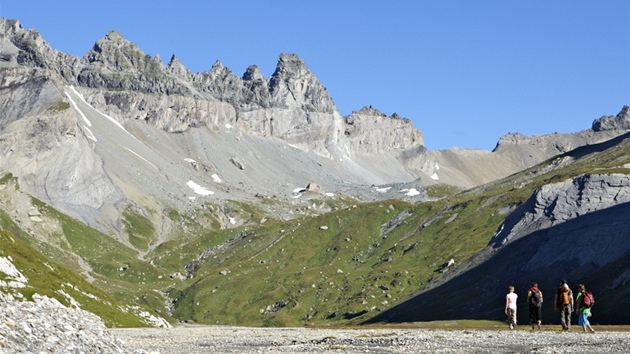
[
  {"x1": 2, "y1": 294, "x2": 629, "y2": 354},
  {"x1": 111, "y1": 325, "x2": 630, "y2": 354}
]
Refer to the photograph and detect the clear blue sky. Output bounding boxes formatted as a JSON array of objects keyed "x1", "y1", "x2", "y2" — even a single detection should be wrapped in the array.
[{"x1": 3, "y1": 1, "x2": 629, "y2": 150}]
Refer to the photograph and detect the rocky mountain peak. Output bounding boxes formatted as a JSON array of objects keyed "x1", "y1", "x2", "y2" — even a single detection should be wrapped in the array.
[
  {"x1": 243, "y1": 65, "x2": 264, "y2": 82},
  {"x1": 166, "y1": 54, "x2": 193, "y2": 80},
  {"x1": 273, "y1": 53, "x2": 311, "y2": 78},
  {"x1": 77, "y1": 30, "x2": 194, "y2": 94},
  {"x1": 84, "y1": 30, "x2": 159, "y2": 72},
  {"x1": 592, "y1": 105, "x2": 630, "y2": 131},
  {"x1": 5, "y1": 19, "x2": 50, "y2": 68},
  {"x1": 192, "y1": 60, "x2": 243, "y2": 101},
  {"x1": 1, "y1": 19, "x2": 22, "y2": 38},
  {"x1": 352, "y1": 106, "x2": 386, "y2": 116},
  {"x1": 103, "y1": 30, "x2": 125, "y2": 42},
  {"x1": 268, "y1": 53, "x2": 336, "y2": 113}
]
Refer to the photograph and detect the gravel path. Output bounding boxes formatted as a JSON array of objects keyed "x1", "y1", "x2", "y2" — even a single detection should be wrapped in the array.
[
  {"x1": 111, "y1": 325, "x2": 630, "y2": 354},
  {"x1": 2, "y1": 294, "x2": 628, "y2": 353}
]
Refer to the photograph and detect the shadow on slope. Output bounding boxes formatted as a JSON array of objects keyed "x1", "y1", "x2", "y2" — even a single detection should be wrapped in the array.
[
  {"x1": 563, "y1": 131, "x2": 630, "y2": 160},
  {"x1": 365, "y1": 202, "x2": 630, "y2": 325}
]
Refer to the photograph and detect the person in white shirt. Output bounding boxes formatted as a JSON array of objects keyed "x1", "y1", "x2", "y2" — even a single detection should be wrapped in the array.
[{"x1": 505, "y1": 285, "x2": 518, "y2": 330}]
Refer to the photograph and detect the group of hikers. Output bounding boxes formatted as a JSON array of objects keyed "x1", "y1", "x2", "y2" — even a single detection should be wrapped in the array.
[{"x1": 504, "y1": 280, "x2": 595, "y2": 332}]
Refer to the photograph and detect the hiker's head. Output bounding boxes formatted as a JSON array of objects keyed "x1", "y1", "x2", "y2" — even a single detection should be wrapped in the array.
[
  {"x1": 508, "y1": 285, "x2": 514, "y2": 292},
  {"x1": 531, "y1": 282, "x2": 538, "y2": 288},
  {"x1": 577, "y1": 284, "x2": 585, "y2": 291}
]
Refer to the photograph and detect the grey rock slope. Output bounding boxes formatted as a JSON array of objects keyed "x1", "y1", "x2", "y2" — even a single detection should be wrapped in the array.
[
  {"x1": 421, "y1": 106, "x2": 630, "y2": 188},
  {"x1": 0, "y1": 18, "x2": 629, "y2": 244},
  {"x1": 368, "y1": 173, "x2": 630, "y2": 324}
]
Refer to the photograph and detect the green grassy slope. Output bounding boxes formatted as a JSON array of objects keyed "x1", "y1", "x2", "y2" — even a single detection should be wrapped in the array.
[
  {"x1": 0, "y1": 210, "x2": 154, "y2": 327},
  {"x1": 154, "y1": 133, "x2": 630, "y2": 326}
]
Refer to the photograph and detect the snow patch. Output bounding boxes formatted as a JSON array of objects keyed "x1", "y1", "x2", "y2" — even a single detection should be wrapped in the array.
[
  {"x1": 293, "y1": 188, "x2": 307, "y2": 194},
  {"x1": 69, "y1": 86, "x2": 134, "y2": 137},
  {"x1": 56, "y1": 289, "x2": 81, "y2": 308},
  {"x1": 63, "y1": 283, "x2": 100, "y2": 301},
  {"x1": 83, "y1": 125, "x2": 97, "y2": 142},
  {"x1": 136, "y1": 309, "x2": 171, "y2": 328},
  {"x1": 65, "y1": 92, "x2": 92, "y2": 127},
  {"x1": 0, "y1": 256, "x2": 28, "y2": 288},
  {"x1": 228, "y1": 217, "x2": 236, "y2": 225},
  {"x1": 212, "y1": 174, "x2": 223, "y2": 183},
  {"x1": 44, "y1": 263, "x2": 55, "y2": 272},
  {"x1": 225, "y1": 124, "x2": 233, "y2": 129},
  {"x1": 400, "y1": 188, "x2": 421, "y2": 196},
  {"x1": 375, "y1": 187, "x2": 392, "y2": 193},
  {"x1": 430, "y1": 173, "x2": 439, "y2": 180},
  {"x1": 125, "y1": 305, "x2": 171, "y2": 328},
  {"x1": 187, "y1": 181, "x2": 214, "y2": 196},
  {"x1": 124, "y1": 147, "x2": 157, "y2": 170},
  {"x1": 184, "y1": 158, "x2": 196, "y2": 163}
]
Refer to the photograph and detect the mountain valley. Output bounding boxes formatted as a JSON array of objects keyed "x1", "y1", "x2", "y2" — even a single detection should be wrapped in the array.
[{"x1": 1, "y1": 18, "x2": 629, "y2": 327}]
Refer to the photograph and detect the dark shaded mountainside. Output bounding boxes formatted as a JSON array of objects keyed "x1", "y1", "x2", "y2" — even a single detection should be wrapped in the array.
[
  {"x1": 368, "y1": 134, "x2": 630, "y2": 325},
  {"x1": 0, "y1": 18, "x2": 629, "y2": 327}
]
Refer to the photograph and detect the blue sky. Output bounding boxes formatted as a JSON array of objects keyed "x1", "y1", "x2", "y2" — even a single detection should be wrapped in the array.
[{"x1": 3, "y1": 1, "x2": 629, "y2": 150}]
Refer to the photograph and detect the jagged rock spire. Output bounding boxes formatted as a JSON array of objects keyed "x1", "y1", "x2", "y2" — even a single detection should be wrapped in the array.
[
  {"x1": 166, "y1": 54, "x2": 193, "y2": 81},
  {"x1": 268, "y1": 53, "x2": 336, "y2": 113}
]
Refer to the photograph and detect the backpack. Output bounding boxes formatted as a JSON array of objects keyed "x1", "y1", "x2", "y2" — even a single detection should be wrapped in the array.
[
  {"x1": 530, "y1": 289, "x2": 542, "y2": 308},
  {"x1": 582, "y1": 291, "x2": 595, "y2": 308},
  {"x1": 556, "y1": 288, "x2": 572, "y2": 306}
]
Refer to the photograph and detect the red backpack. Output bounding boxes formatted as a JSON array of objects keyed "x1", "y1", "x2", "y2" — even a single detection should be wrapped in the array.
[{"x1": 582, "y1": 291, "x2": 595, "y2": 308}]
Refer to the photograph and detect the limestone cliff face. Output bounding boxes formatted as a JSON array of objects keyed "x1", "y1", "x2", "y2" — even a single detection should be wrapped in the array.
[
  {"x1": 3, "y1": 19, "x2": 422, "y2": 160},
  {"x1": 0, "y1": 66, "x2": 123, "y2": 225},
  {"x1": 343, "y1": 106, "x2": 424, "y2": 154},
  {"x1": 80, "y1": 89, "x2": 237, "y2": 133}
]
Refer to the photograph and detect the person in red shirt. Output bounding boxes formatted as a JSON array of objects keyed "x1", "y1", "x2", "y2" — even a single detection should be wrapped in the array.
[{"x1": 527, "y1": 282, "x2": 543, "y2": 330}]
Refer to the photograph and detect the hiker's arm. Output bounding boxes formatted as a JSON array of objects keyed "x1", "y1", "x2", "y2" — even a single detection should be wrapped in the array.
[
  {"x1": 505, "y1": 298, "x2": 509, "y2": 314},
  {"x1": 574, "y1": 293, "x2": 580, "y2": 312}
]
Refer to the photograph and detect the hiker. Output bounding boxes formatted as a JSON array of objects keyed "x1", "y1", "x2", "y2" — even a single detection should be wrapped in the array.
[
  {"x1": 575, "y1": 284, "x2": 595, "y2": 333},
  {"x1": 505, "y1": 285, "x2": 518, "y2": 330},
  {"x1": 527, "y1": 282, "x2": 543, "y2": 330},
  {"x1": 554, "y1": 280, "x2": 573, "y2": 331}
]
